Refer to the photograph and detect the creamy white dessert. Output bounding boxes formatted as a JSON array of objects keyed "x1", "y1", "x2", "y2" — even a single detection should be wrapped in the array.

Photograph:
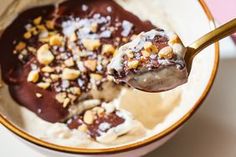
[{"x1": 0, "y1": 0, "x2": 185, "y2": 148}]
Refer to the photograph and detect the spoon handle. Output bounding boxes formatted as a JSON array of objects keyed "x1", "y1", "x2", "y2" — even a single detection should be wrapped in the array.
[{"x1": 189, "y1": 18, "x2": 236, "y2": 55}]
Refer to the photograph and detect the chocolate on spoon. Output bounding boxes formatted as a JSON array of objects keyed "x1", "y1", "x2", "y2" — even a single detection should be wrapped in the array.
[{"x1": 108, "y1": 18, "x2": 236, "y2": 92}]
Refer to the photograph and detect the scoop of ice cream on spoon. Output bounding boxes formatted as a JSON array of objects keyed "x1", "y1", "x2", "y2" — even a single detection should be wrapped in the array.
[{"x1": 108, "y1": 18, "x2": 236, "y2": 92}]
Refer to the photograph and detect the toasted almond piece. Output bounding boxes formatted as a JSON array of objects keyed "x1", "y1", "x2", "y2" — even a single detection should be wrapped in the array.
[
  {"x1": 64, "y1": 57, "x2": 75, "y2": 67},
  {"x1": 82, "y1": 39, "x2": 101, "y2": 51},
  {"x1": 131, "y1": 34, "x2": 138, "y2": 40},
  {"x1": 15, "y1": 42, "x2": 26, "y2": 51},
  {"x1": 70, "y1": 87, "x2": 81, "y2": 96},
  {"x1": 50, "y1": 74, "x2": 60, "y2": 81},
  {"x1": 69, "y1": 33, "x2": 77, "y2": 42},
  {"x1": 90, "y1": 73, "x2": 103, "y2": 81},
  {"x1": 84, "y1": 60, "x2": 97, "y2": 71},
  {"x1": 68, "y1": 94, "x2": 77, "y2": 103},
  {"x1": 113, "y1": 49, "x2": 119, "y2": 56},
  {"x1": 44, "y1": 78, "x2": 52, "y2": 83},
  {"x1": 36, "y1": 93, "x2": 42, "y2": 98},
  {"x1": 62, "y1": 68, "x2": 80, "y2": 80},
  {"x1": 37, "y1": 44, "x2": 54, "y2": 65},
  {"x1": 102, "y1": 44, "x2": 115, "y2": 55},
  {"x1": 41, "y1": 66, "x2": 54, "y2": 73},
  {"x1": 78, "y1": 124, "x2": 88, "y2": 132},
  {"x1": 24, "y1": 31, "x2": 32, "y2": 39},
  {"x1": 33, "y1": 16, "x2": 42, "y2": 25},
  {"x1": 125, "y1": 50, "x2": 134, "y2": 58},
  {"x1": 37, "y1": 25, "x2": 47, "y2": 31},
  {"x1": 158, "y1": 46, "x2": 173, "y2": 59},
  {"x1": 55, "y1": 92, "x2": 66, "y2": 103},
  {"x1": 49, "y1": 34, "x2": 63, "y2": 46},
  {"x1": 122, "y1": 37, "x2": 128, "y2": 42},
  {"x1": 90, "y1": 22, "x2": 98, "y2": 33},
  {"x1": 37, "y1": 82, "x2": 50, "y2": 89},
  {"x1": 141, "y1": 50, "x2": 150, "y2": 57},
  {"x1": 27, "y1": 70, "x2": 39, "y2": 83},
  {"x1": 29, "y1": 27, "x2": 38, "y2": 35},
  {"x1": 83, "y1": 110, "x2": 94, "y2": 124},
  {"x1": 28, "y1": 46, "x2": 37, "y2": 53},
  {"x1": 46, "y1": 20, "x2": 54, "y2": 29},
  {"x1": 127, "y1": 60, "x2": 139, "y2": 69},
  {"x1": 168, "y1": 34, "x2": 180, "y2": 45},
  {"x1": 63, "y1": 97, "x2": 70, "y2": 108},
  {"x1": 144, "y1": 41, "x2": 158, "y2": 53},
  {"x1": 92, "y1": 107, "x2": 105, "y2": 117}
]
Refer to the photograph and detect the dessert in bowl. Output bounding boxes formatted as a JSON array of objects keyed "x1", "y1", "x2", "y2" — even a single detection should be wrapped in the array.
[{"x1": 0, "y1": 0, "x2": 218, "y2": 156}]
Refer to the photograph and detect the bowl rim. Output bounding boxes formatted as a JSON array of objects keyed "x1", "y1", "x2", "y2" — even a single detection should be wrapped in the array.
[{"x1": 0, "y1": 0, "x2": 219, "y2": 154}]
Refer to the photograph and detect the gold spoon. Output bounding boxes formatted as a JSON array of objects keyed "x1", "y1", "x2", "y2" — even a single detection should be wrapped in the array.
[
  {"x1": 185, "y1": 18, "x2": 236, "y2": 73},
  {"x1": 109, "y1": 18, "x2": 236, "y2": 92}
]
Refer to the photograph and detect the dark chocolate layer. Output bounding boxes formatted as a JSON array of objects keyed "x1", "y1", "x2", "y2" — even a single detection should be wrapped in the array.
[{"x1": 0, "y1": 0, "x2": 155, "y2": 122}]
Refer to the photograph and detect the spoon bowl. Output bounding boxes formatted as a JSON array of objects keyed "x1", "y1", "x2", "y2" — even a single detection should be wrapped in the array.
[{"x1": 110, "y1": 18, "x2": 236, "y2": 92}]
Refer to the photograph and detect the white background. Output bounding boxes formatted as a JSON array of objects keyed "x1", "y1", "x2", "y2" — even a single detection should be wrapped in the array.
[{"x1": 1, "y1": 38, "x2": 236, "y2": 157}]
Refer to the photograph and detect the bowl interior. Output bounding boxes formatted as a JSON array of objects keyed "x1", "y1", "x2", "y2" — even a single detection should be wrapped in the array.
[{"x1": 0, "y1": 0, "x2": 218, "y2": 153}]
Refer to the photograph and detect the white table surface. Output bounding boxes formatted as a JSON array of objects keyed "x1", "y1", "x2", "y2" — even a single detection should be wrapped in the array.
[{"x1": 1, "y1": 37, "x2": 236, "y2": 157}]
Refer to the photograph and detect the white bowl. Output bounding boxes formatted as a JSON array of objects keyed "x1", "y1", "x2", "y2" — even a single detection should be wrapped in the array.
[{"x1": 0, "y1": 0, "x2": 219, "y2": 156}]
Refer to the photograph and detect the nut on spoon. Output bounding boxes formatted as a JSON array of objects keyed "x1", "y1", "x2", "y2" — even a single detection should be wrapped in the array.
[{"x1": 108, "y1": 18, "x2": 236, "y2": 92}]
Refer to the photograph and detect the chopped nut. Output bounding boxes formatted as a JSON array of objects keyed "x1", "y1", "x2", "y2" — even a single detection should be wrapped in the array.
[
  {"x1": 37, "y1": 25, "x2": 47, "y2": 31},
  {"x1": 28, "y1": 46, "x2": 37, "y2": 53},
  {"x1": 84, "y1": 60, "x2": 97, "y2": 71},
  {"x1": 50, "y1": 74, "x2": 60, "y2": 81},
  {"x1": 49, "y1": 34, "x2": 63, "y2": 46},
  {"x1": 141, "y1": 50, "x2": 150, "y2": 57},
  {"x1": 62, "y1": 68, "x2": 80, "y2": 80},
  {"x1": 55, "y1": 92, "x2": 66, "y2": 103},
  {"x1": 69, "y1": 33, "x2": 77, "y2": 42},
  {"x1": 46, "y1": 20, "x2": 54, "y2": 29},
  {"x1": 68, "y1": 94, "x2": 77, "y2": 103},
  {"x1": 44, "y1": 78, "x2": 52, "y2": 83},
  {"x1": 92, "y1": 107, "x2": 105, "y2": 117},
  {"x1": 33, "y1": 16, "x2": 42, "y2": 25},
  {"x1": 29, "y1": 27, "x2": 38, "y2": 35},
  {"x1": 37, "y1": 44, "x2": 54, "y2": 65},
  {"x1": 131, "y1": 34, "x2": 138, "y2": 40},
  {"x1": 64, "y1": 57, "x2": 75, "y2": 67},
  {"x1": 90, "y1": 22, "x2": 98, "y2": 33},
  {"x1": 158, "y1": 46, "x2": 173, "y2": 59},
  {"x1": 23, "y1": 31, "x2": 32, "y2": 39},
  {"x1": 36, "y1": 93, "x2": 42, "y2": 98},
  {"x1": 27, "y1": 70, "x2": 39, "y2": 83},
  {"x1": 78, "y1": 124, "x2": 88, "y2": 132},
  {"x1": 83, "y1": 110, "x2": 94, "y2": 124},
  {"x1": 82, "y1": 39, "x2": 101, "y2": 51},
  {"x1": 127, "y1": 60, "x2": 139, "y2": 69},
  {"x1": 37, "y1": 82, "x2": 50, "y2": 89},
  {"x1": 63, "y1": 97, "x2": 70, "y2": 108},
  {"x1": 168, "y1": 34, "x2": 180, "y2": 45},
  {"x1": 90, "y1": 73, "x2": 103, "y2": 81},
  {"x1": 122, "y1": 37, "x2": 128, "y2": 42},
  {"x1": 125, "y1": 50, "x2": 134, "y2": 58},
  {"x1": 41, "y1": 66, "x2": 54, "y2": 73},
  {"x1": 15, "y1": 42, "x2": 26, "y2": 51},
  {"x1": 70, "y1": 87, "x2": 81, "y2": 95},
  {"x1": 113, "y1": 49, "x2": 119, "y2": 56},
  {"x1": 102, "y1": 44, "x2": 115, "y2": 55},
  {"x1": 144, "y1": 42, "x2": 158, "y2": 53}
]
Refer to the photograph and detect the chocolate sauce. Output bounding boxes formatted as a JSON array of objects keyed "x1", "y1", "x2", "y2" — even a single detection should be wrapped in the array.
[
  {"x1": 67, "y1": 111, "x2": 124, "y2": 138},
  {"x1": 0, "y1": 0, "x2": 155, "y2": 123}
]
